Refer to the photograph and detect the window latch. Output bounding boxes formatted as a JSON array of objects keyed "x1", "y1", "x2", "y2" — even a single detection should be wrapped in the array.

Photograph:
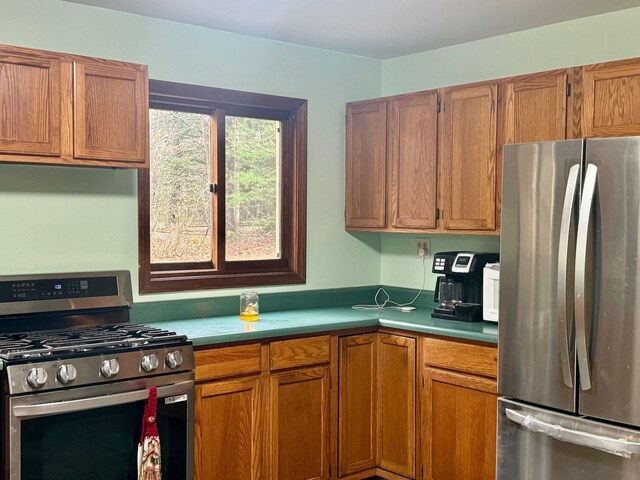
[{"x1": 209, "y1": 183, "x2": 217, "y2": 194}]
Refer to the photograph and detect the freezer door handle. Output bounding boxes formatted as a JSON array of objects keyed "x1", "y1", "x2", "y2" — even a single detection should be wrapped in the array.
[
  {"x1": 557, "y1": 164, "x2": 580, "y2": 388},
  {"x1": 575, "y1": 163, "x2": 597, "y2": 391},
  {"x1": 505, "y1": 408, "x2": 640, "y2": 458}
]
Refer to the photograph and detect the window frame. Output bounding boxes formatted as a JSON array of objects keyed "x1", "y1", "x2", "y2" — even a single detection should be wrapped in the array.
[{"x1": 138, "y1": 80, "x2": 307, "y2": 294}]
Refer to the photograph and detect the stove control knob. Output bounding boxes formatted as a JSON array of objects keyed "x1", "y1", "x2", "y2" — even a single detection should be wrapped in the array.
[
  {"x1": 27, "y1": 367, "x2": 48, "y2": 388},
  {"x1": 141, "y1": 354, "x2": 159, "y2": 372},
  {"x1": 57, "y1": 364, "x2": 78, "y2": 384},
  {"x1": 100, "y1": 359, "x2": 120, "y2": 378},
  {"x1": 165, "y1": 351, "x2": 183, "y2": 369}
]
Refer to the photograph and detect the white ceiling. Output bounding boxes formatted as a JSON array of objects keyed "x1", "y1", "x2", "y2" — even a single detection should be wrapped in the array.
[{"x1": 65, "y1": 0, "x2": 640, "y2": 59}]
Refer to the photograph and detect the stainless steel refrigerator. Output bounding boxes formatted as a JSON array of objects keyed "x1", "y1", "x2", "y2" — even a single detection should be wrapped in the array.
[{"x1": 498, "y1": 137, "x2": 640, "y2": 479}]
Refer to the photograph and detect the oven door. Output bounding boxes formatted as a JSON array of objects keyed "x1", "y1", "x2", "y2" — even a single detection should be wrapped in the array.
[{"x1": 6, "y1": 372, "x2": 194, "y2": 480}]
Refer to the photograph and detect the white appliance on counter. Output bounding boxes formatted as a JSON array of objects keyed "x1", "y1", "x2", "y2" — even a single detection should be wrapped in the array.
[{"x1": 482, "y1": 263, "x2": 499, "y2": 322}]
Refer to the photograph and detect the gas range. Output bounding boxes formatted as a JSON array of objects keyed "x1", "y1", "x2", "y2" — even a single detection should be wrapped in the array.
[
  {"x1": 0, "y1": 271, "x2": 194, "y2": 395},
  {"x1": 1, "y1": 323, "x2": 193, "y2": 395},
  {"x1": 0, "y1": 271, "x2": 196, "y2": 479}
]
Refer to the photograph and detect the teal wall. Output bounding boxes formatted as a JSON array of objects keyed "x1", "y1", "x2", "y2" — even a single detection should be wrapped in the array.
[
  {"x1": 2, "y1": 1, "x2": 640, "y2": 297},
  {"x1": 378, "y1": 6, "x2": 640, "y2": 289},
  {"x1": 0, "y1": 0, "x2": 382, "y2": 302}
]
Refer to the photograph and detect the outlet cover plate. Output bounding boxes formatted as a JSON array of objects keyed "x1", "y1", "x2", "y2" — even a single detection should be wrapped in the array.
[{"x1": 415, "y1": 237, "x2": 432, "y2": 259}]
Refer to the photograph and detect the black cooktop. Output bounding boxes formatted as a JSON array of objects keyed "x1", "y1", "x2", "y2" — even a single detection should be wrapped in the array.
[{"x1": 0, "y1": 323, "x2": 188, "y2": 361}]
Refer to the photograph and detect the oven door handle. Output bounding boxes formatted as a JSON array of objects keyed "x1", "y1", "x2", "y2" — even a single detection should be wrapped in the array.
[{"x1": 12, "y1": 380, "x2": 194, "y2": 419}]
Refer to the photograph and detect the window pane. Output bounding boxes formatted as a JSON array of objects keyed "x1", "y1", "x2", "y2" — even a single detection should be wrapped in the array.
[
  {"x1": 225, "y1": 116, "x2": 281, "y2": 261},
  {"x1": 149, "y1": 109, "x2": 212, "y2": 263}
]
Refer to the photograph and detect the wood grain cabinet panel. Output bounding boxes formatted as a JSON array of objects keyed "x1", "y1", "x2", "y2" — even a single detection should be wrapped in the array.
[
  {"x1": 0, "y1": 50, "x2": 63, "y2": 156},
  {"x1": 270, "y1": 335, "x2": 330, "y2": 370},
  {"x1": 195, "y1": 377, "x2": 263, "y2": 480},
  {"x1": 388, "y1": 91, "x2": 439, "y2": 230},
  {"x1": 440, "y1": 84, "x2": 498, "y2": 232},
  {"x1": 74, "y1": 60, "x2": 148, "y2": 164},
  {"x1": 377, "y1": 334, "x2": 416, "y2": 479},
  {"x1": 423, "y1": 368, "x2": 497, "y2": 480},
  {"x1": 582, "y1": 59, "x2": 640, "y2": 137},
  {"x1": 195, "y1": 343, "x2": 262, "y2": 382},
  {"x1": 503, "y1": 72, "x2": 568, "y2": 144},
  {"x1": 338, "y1": 334, "x2": 377, "y2": 476},
  {"x1": 345, "y1": 100, "x2": 387, "y2": 229},
  {"x1": 270, "y1": 366, "x2": 331, "y2": 480}
]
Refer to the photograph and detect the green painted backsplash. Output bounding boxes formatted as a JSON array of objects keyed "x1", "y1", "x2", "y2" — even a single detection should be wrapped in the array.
[{"x1": 131, "y1": 285, "x2": 437, "y2": 323}]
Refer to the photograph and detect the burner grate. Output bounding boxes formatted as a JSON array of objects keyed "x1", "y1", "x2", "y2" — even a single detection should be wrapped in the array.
[{"x1": 0, "y1": 323, "x2": 187, "y2": 361}]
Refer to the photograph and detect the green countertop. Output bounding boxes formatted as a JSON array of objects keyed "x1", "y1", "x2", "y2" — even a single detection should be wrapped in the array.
[{"x1": 144, "y1": 306, "x2": 498, "y2": 346}]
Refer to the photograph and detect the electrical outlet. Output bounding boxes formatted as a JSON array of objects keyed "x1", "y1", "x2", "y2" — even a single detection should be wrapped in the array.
[{"x1": 415, "y1": 237, "x2": 432, "y2": 259}]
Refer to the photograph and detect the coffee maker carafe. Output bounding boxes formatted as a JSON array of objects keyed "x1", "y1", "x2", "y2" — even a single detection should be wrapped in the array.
[{"x1": 432, "y1": 251, "x2": 499, "y2": 322}]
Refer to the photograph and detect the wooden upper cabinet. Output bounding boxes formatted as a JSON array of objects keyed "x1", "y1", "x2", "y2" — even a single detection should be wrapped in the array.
[
  {"x1": 388, "y1": 91, "x2": 438, "y2": 230},
  {"x1": 582, "y1": 59, "x2": 640, "y2": 137},
  {"x1": 196, "y1": 377, "x2": 263, "y2": 480},
  {"x1": 377, "y1": 334, "x2": 416, "y2": 478},
  {"x1": 0, "y1": 49, "x2": 63, "y2": 156},
  {"x1": 269, "y1": 366, "x2": 330, "y2": 480},
  {"x1": 74, "y1": 60, "x2": 148, "y2": 164},
  {"x1": 345, "y1": 100, "x2": 387, "y2": 229},
  {"x1": 338, "y1": 334, "x2": 377, "y2": 477},
  {"x1": 440, "y1": 84, "x2": 497, "y2": 231},
  {"x1": 503, "y1": 72, "x2": 568, "y2": 144},
  {"x1": 423, "y1": 367, "x2": 497, "y2": 480}
]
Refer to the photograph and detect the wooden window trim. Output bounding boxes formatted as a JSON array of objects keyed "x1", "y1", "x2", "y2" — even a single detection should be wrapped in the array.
[{"x1": 138, "y1": 80, "x2": 307, "y2": 294}]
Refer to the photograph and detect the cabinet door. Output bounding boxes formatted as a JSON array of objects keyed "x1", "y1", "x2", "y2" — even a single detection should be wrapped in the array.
[
  {"x1": 338, "y1": 334, "x2": 377, "y2": 476},
  {"x1": 440, "y1": 84, "x2": 497, "y2": 231},
  {"x1": 0, "y1": 49, "x2": 62, "y2": 156},
  {"x1": 504, "y1": 72, "x2": 567, "y2": 144},
  {"x1": 270, "y1": 366, "x2": 330, "y2": 480},
  {"x1": 582, "y1": 59, "x2": 640, "y2": 137},
  {"x1": 74, "y1": 60, "x2": 148, "y2": 164},
  {"x1": 195, "y1": 377, "x2": 263, "y2": 480},
  {"x1": 388, "y1": 92, "x2": 439, "y2": 230},
  {"x1": 377, "y1": 334, "x2": 416, "y2": 478},
  {"x1": 345, "y1": 100, "x2": 387, "y2": 229},
  {"x1": 423, "y1": 367, "x2": 497, "y2": 480}
]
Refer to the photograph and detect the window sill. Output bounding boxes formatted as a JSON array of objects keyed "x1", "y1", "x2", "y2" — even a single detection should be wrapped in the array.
[{"x1": 139, "y1": 270, "x2": 305, "y2": 294}]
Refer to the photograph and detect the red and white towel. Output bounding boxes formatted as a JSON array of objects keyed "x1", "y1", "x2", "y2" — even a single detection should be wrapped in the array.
[{"x1": 137, "y1": 387, "x2": 162, "y2": 480}]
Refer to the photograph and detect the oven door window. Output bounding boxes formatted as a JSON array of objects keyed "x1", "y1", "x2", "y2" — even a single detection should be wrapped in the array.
[{"x1": 20, "y1": 399, "x2": 186, "y2": 480}]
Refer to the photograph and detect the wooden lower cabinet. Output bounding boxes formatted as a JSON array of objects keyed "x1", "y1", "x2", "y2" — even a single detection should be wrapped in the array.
[
  {"x1": 423, "y1": 367, "x2": 498, "y2": 480},
  {"x1": 195, "y1": 332, "x2": 497, "y2": 480},
  {"x1": 195, "y1": 376, "x2": 263, "y2": 480},
  {"x1": 270, "y1": 366, "x2": 331, "y2": 480},
  {"x1": 377, "y1": 334, "x2": 416, "y2": 479},
  {"x1": 338, "y1": 334, "x2": 377, "y2": 476}
]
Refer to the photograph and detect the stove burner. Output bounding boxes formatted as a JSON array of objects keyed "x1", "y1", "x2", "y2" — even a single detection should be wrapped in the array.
[{"x1": 0, "y1": 323, "x2": 187, "y2": 361}]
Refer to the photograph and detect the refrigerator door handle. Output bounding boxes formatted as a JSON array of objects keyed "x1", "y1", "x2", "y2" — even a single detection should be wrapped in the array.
[
  {"x1": 557, "y1": 164, "x2": 580, "y2": 388},
  {"x1": 505, "y1": 408, "x2": 640, "y2": 458},
  {"x1": 575, "y1": 164, "x2": 597, "y2": 391}
]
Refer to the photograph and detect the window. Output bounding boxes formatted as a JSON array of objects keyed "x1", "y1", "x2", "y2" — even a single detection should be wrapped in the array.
[{"x1": 138, "y1": 80, "x2": 307, "y2": 293}]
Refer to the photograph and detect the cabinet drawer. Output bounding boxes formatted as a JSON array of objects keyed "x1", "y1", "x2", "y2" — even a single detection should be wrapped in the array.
[
  {"x1": 424, "y1": 337, "x2": 497, "y2": 378},
  {"x1": 195, "y1": 343, "x2": 262, "y2": 381},
  {"x1": 270, "y1": 335, "x2": 330, "y2": 370}
]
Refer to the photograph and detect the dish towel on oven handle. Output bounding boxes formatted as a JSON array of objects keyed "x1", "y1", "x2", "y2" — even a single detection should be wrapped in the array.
[{"x1": 137, "y1": 386, "x2": 162, "y2": 480}]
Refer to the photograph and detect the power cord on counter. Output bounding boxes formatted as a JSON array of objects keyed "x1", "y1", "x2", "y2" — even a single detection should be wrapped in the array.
[{"x1": 352, "y1": 254, "x2": 427, "y2": 312}]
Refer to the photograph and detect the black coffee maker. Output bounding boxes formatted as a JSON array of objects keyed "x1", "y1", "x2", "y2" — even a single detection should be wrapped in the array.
[{"x1": 432, "y1": 251, "x2": 499, "y2": 322}]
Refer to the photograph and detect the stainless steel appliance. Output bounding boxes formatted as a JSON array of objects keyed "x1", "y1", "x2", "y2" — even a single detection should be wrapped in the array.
[
  {"x1": 432, "y1": 251, "x2": 499, "y2": 322},
  {"x1": 499, "y1": 137, "x2": 640, "y2": 479},
  {"x1": 0, "y1": 271, "x2": 195, "y2": 480}
]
